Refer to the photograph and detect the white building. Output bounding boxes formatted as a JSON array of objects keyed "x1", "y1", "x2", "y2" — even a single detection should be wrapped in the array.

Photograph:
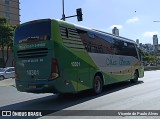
[{"x1": 112, "y1": 27, "x2": 119, "y2": 36}]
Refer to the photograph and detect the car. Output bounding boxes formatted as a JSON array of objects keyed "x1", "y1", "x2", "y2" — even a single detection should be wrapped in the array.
[{"x1": 0, "y1": 67, "x2": 15, "y2": 80}]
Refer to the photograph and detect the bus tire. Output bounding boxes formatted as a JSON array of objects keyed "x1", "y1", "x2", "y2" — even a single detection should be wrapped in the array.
[
  {"x1": 93, "y1": 75, "x2": 103, "y2": 94},
  {"x1": 130, "y1": 70, "x2": 139, "y2": 83}
]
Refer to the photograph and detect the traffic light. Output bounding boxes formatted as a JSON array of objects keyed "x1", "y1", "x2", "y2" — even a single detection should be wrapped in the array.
[{"x1": 76, "y1": 8, "x2": 83, "y2": 21}]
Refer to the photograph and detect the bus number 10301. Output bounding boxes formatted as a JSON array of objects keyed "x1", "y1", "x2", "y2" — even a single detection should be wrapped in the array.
[{"x1": 71, "y1": 62, "x2": 80, "y2": 67}]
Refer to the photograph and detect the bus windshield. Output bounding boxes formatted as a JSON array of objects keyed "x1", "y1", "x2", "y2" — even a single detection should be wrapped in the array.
[{"x1": 14, "y1": 20, "x2": 51, "y2": 44}]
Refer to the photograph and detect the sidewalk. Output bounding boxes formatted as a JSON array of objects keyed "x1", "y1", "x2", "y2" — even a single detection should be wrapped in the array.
[
  {"x1": 0, "y1": 78, "x2": 15, "y2": 87},
  {"x1": 144, "y1": 66, "x2": 160, "y2": 71}
]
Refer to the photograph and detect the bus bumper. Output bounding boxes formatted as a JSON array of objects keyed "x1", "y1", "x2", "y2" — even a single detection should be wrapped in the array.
[{"x1": 15, "y1": 80, "x2": 59, "y2": 94}]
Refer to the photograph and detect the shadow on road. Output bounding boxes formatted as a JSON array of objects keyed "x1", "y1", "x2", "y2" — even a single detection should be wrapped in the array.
[{"x1": 0, "y1": 80, "x2": 143, "y2": 116}]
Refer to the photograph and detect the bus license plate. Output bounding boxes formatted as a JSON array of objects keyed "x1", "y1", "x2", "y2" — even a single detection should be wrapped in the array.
[{"x1": 29, "y1": 85, "x2": 36, "y2": 89}]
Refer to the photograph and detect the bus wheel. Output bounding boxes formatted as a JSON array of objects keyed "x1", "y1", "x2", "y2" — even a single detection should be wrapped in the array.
[
  {"x1": 93, "y1": 75, "x2": 103, "y2": 94},
  {"x1": 130, "y1": 71, "x2": 138, "y2": 83}
]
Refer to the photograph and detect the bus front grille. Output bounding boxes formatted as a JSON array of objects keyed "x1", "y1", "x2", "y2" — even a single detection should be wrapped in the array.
[{"x1": 17, "y1": 48, "x2": 48, "y2": 58}]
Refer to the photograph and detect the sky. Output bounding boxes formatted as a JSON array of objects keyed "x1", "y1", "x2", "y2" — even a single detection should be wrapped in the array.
[{"x1": 20, "y1": 0, "x2": 160, "y2": 44}]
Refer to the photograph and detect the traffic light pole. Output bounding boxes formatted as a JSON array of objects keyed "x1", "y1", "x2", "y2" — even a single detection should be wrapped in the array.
[
  {"x1": 65, "y1": 15, "x2": 77, "y2": 18},
  {"x1": 61, "y1": 0, "x2": 83, "y2": 21},
  {"x1": 62, "y1": 0, "x2": 65, "y2": 21},
  {"x1": 62, "y1": 14, "x2": 79, "y2": 20}
]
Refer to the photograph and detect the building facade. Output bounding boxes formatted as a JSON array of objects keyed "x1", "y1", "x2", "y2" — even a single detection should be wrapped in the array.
[
  {"x1": 112, "y1": 27, "x2": 119, "y2": 36},
  {"x1": 0, "y1": 0, "x2": 20, "y2": 25},
  {"x1": 153, "y1": 35, "x2": 158, "y2": 46},
  {"x1": 153, "y1": 35, "x2": 159, "y2": 51},
  {"x1": 136, "y1": 39, "x2": 139, "y2": 47}
]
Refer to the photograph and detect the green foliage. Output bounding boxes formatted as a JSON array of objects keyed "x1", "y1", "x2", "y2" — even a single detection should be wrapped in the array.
[
  {"x1": 143, "y1": 55, "x2": 155, "y2": 63},
  {"x1": 139, "y1": 48, "x2": 156, "y2": 63},
  {"x1": 0, "y1": 17, "x2": 15, "y2": 67},
  {"x1": 0, "y1": 18, "x2": 14, "y2": 46}
]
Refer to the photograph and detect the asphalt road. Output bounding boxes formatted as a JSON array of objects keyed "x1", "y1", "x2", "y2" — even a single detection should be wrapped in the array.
[{"x1": 0, "y1": 70, "x2": 160, "y2": 119}]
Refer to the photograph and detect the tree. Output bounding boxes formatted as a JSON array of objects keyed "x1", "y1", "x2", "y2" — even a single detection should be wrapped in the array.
[{"x1": 0, "y1": 17, "x2": 15, "y2": 67}]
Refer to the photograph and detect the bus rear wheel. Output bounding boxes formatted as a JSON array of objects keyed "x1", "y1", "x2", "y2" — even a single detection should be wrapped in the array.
[
  {"x1": 93, "y1": 75, "x2": 103, "y2": 94},
  {"x1": 130, "y1": 70, "x2": 138, "y2": 83}
]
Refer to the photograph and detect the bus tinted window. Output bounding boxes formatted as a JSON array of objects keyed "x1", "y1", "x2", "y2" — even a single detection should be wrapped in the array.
[
  {"x1": 126, "y1": 43, "x2": 138, "y2": 57},
  {"x1": 114, "y1": 39, "x2": 138, "y2": 57},
  {"x1": 77, "y1": 29, "x2": 138, "y2": 58},
  {"x1": 77, "y1": 29, "x2": 115, "y2": 54},
  {"x1": 14, "y1": 20, "x2": 51, "y2": 44}
]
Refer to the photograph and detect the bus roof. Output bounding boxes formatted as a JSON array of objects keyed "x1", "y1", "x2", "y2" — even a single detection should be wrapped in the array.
[
  {"x1": 17, "y1": 19, "x2": 51, "y2": 28},
  {"x1": 75, "y1": 24, "x2": 136, "y2": 44},
  {"x1": 18, "y1": 18, "x2": 137, "y2": 45},
  {"x1": 56, "y1": 19, "x2": 137, "y2": 44}
]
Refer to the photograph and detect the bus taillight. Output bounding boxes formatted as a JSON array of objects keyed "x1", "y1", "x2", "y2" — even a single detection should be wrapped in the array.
[{"x1": 49, "y1": 59, "x2": 59, "y2": 80}]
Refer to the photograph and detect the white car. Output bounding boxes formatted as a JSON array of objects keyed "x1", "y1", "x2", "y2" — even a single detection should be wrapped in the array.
[{"x1": 0, "y1": 67, "x2": 15, "y2": 80}]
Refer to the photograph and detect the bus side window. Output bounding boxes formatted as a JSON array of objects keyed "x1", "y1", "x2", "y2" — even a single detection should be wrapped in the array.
[
  {"x1": 84, "y1": 43, "x2": 91, "y2": 52},
  {"x1": 98, "y1": 45, "x2": 103, "y2": 53},
  {"x1": 124, "y1": 43, "x2": 138, "y2": 58},
  {"x1": 114, "y1": 39, "x2": 124, "y2": 55}
]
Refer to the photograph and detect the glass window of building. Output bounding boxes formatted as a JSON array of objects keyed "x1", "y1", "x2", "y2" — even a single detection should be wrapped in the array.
[
  {"x1": 3, "y1": 6, "x2": 10, "y2": 11},
  {"x1": 4, "y1": 12, "x2": 10, "y2": 18},
  {"x1": 3, "y1": 0, "x2": 10, "y2": 5}
]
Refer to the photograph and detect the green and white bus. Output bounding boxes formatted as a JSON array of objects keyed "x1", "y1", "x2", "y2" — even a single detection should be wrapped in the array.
[{"x1": 14, "y1": 19, "x2": 144, "y2": 94}]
